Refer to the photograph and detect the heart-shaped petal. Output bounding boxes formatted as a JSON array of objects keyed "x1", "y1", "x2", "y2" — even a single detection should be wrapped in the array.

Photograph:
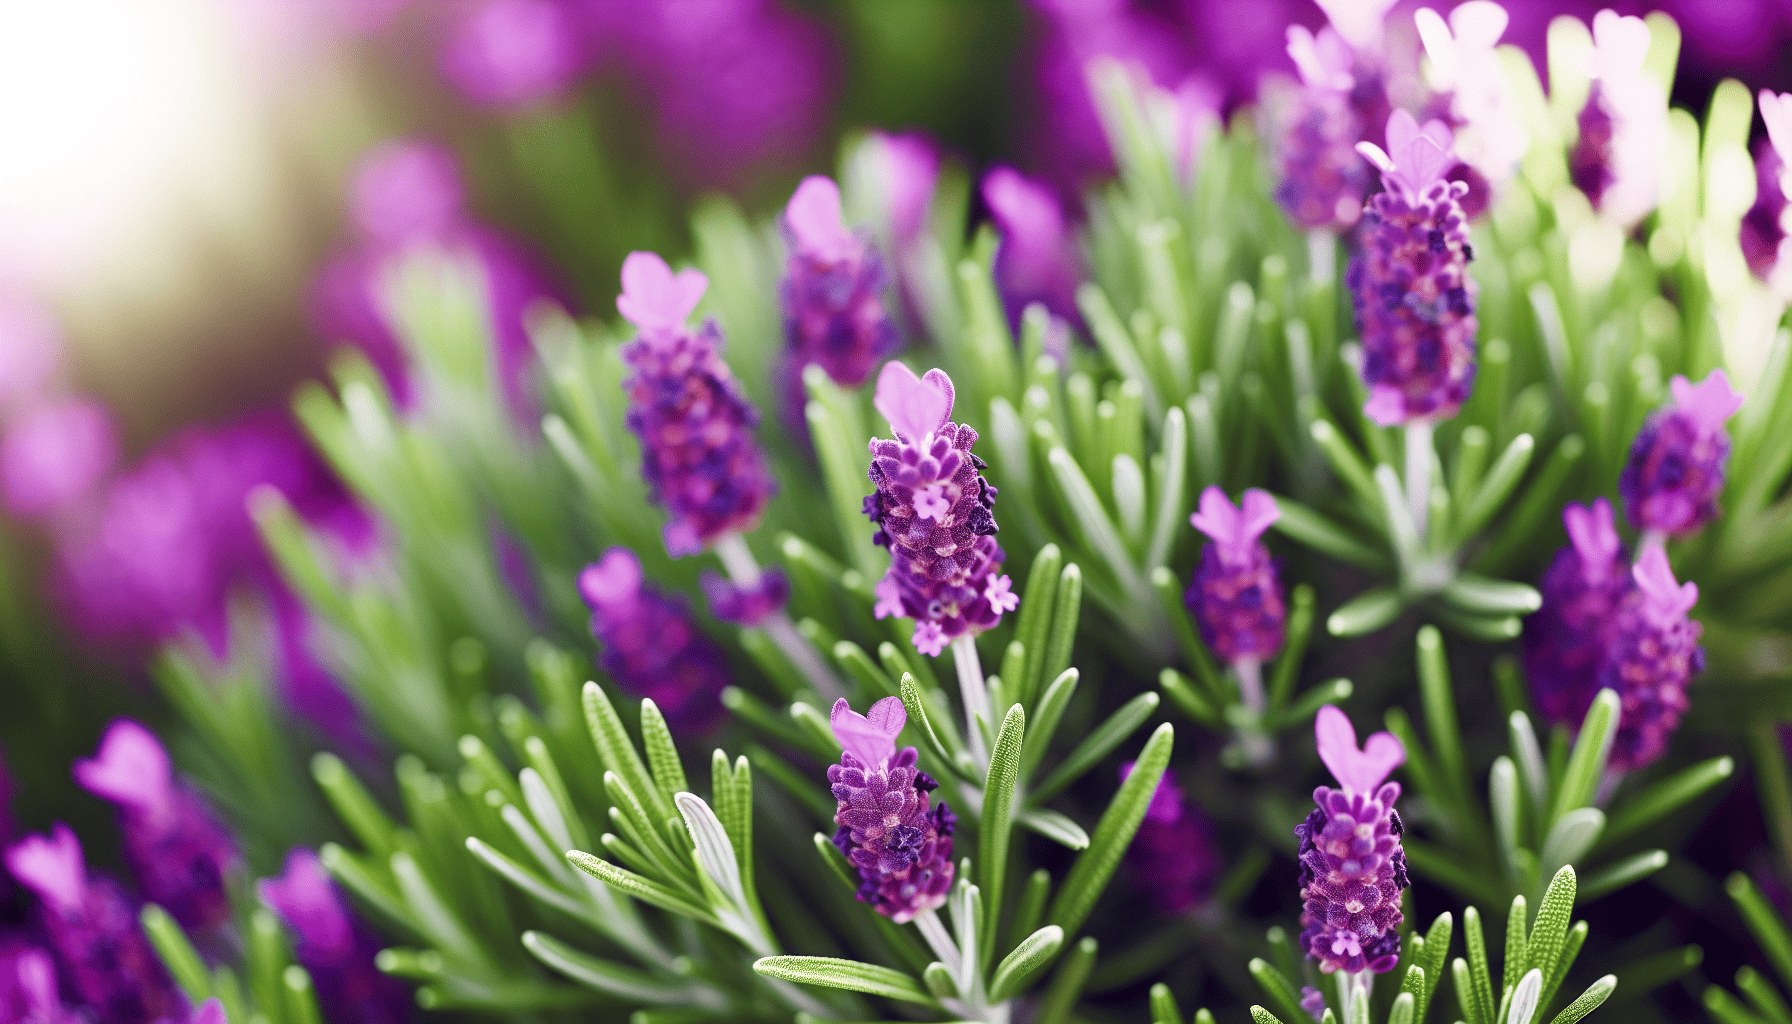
[
  {"x1": 1315, "y1": 705, "x2": 1406, "y2": 795},
  {"x1": 785, "y1": 176, "x2": 855, "y2": 262},
  {"x1": 831, "y1": 697, "x2": 906, "y2": 768},
  {"x1": 616, "y1": 251, "x2": 708, "y2": 334},
  {"x1": 874, "y1": 361, "x2": 954, "y2": 443}
]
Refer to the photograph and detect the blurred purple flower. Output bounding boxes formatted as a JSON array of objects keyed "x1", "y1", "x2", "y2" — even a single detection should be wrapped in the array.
[
  {"x1": 779, "y1": 176, "x2": 899, "y2": 401},
  {"x1": 1619, "y1": 370, "x2": 1743, "y2": 539},
  {"x1": 1567, "y1": 10, "x2": 1667, "y2": 230},
  {"x1": 1, "y1": 400, "x2": 116, "y2": 519},
  {"x1": 1748, "y1": 91, "x2": 1792, "y2": 298},
  {"x1": 74, "y1": 720, "x2": 239, "y2": 933},
  {"x1": 982, "y1": 166, "x2": 1083, "y2": 329},
  {"x1": 701, "y1": 568, "x2": 789, "y2": 628},
  {"x1": 311, "y1": 139, "x2": 569, "y2": 419},
  {"x1": 0, "y1": 296, "x2": 62, "y2": 415},
  {"x1": 1186, "y1": 487, "x2": 1286, "y2": 664},
  {"x1": 1119, "y1": 761, "x2": 1220, "y2": 915},
  {"x1": 579, "y1": 548, "x2": 729, "y2": 732},
  {"x1": 1601, "y1": 548, "x2": 1704, "y2": 772},
  {"x1": 0, "y1": 943, "x2": 80, "y2": 1024},
  {"x1": 440, "y1": 0, "x2": 594, "y2": 108},
  {"x1": 1523, "y1": 498, "x2": 1631, "y2": 729},
  {"x1": 261, "y1": 850, "x2": 410, "y2": 1024}
]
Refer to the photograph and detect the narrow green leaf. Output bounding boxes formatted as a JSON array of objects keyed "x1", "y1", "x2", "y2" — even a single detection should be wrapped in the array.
[
  {"x1": 1159, "y1": 668, "x2": 1222, "y2": 727},
  {"x1": 1042, "y1": 562, "x2": 1085, "y2": 687},
  {"x1": 1016, "y1": 808, "x2": 1090, "y2": 849},
  {"x1": 1149, "y1": 981, "x2": 1183, "y2": 1024},
  {"x1": 583, "y1": 683, "x2": 672, "y2": 826},
  {"x1": 753, "y1": 957, "x2": 936, "y2": 1006},
  {"x1": 982, "y1": 704, "x2": 1028, "y2": 955},
  {"x1": 1276, "y1": 679, "x2": 1355, "y2": 730},
  {"x1": 1526, "y1": 866, "x2": 1578, "y2": 995},
  {"x1": 1152, "y1": 566, "x2": 1227, "y2": 699},
  {"x1": 923, "y1": 962, "x2": 958, "y2": 1003},
  {"x1": 1388, "y1": 991, "x2": 1415, "y2": 1024},
  {"x1": 1327, "y1": 588, "x2": 1403, "y2": 637},
  {"x1": 1539, "y1": 809, "x2": 1603, "y2": 878},
  {"x1": 1599, "y1": 756, "x2": 1734, "y2": 848},
  {"x1": 1417, "y1": 912, "x2": 1453, "y2": 1021},
  {"x1": 1504, "y1": 895, "x2": 1528, "y2": 997},
  {"x1": 1453, "y1": 434, "x2": 1535, "y2": 544},
  {"x1": 1551, "y1": 690, "x2": 1618, "y2": 825},
  {"x1": 1735, "y1": 965, "x2": 1792, "y2": 1024},
  {"x1": 1399, "y1": 967, "x2": 1424, "y2": 1024},
  {"x1": 1455, "y1": 958, "x2": 1482, "y2": 1024},
  {"x1": 1416, "y1": 626, "x2": 1467, "y2": 798},
  {"x1": 834, "y1": 641, "x2": 897, "y2": 698},
  {"x1": 1705, "y1": 985, "x2": 1772, "y2": 1024},
  {"x1": 567, "y1": 850, "x2": 713, "y2": 922},
  {"x1": 638, "y1": 701, "x2": 689, "y2": 807},
  {"x1": 1542, "y1": 922, "x2": 1588, "y2": 1013},
  {"x1": 1006, "y1": 870, "x2": 1052, "y2": 954},
  {"x1": 1048, "y1": 448, "x2": 1145, "y2": 600},
  {"x1": 900, "y1": 673, "x2": 975, "y2": 779},
  {"x1": 1016, "y1": 545, "x2": 1062, "y2": 705},
  {"x1": 142, "y1": 904, "x2": 211, "y2": 1004},
  {"x1": 390, "y1": 852, "x2": 481, "y2": 967},
  {"x1": 312, "y1": 754, "x2": 399, "y2": 860},
  {"x1": 1248, "y1": 957, "x2": 1312, "y2": 1024},
  {"x1": 281, "y1": 967, "x2": 323, "y2": 1024},
  {"x1": 1274, "y1": 498, "x2": 1390, "y2": 569},
  {"x1": 1308, "y1": 418, "x2": 1384, "y2": 518},
  {"x1": 1729, "y1": 872, "x2": 1792, "y2": 990},
  {"x1": 1047, "y1": 722, "x2": 1174, "y2": 938},
  {"x1": 1144, "y1": 407, "x2": 1189, "y2": 573},
  {"x1": 1465, "y1": 907, "x2": 1497, "y2": 1024},
  {"x1": 1267, "y1": 584, "x2": 1316, "y2": 715},
  {"x1": 1251, "y1": 1008, "x2": 1289, "y2": 1024},
  {"x1": 1035, "y1": 937, "x2": 1097, "y2": 1024},
  {"x1": 809, "y1": 834, "x2": 932, "y2": 974},
  {"x1": 990, "y1": 926, "x2": 1064, "y2": 1000},
  {"x1": 1032, "y1": 692, "x2": 1160, "y2": 801},
  {"x1": 466, "y1": 838, "x2": 589, "y2": 921},
  {"x1": 1440, "y1": 574, "x2": 1542, "y2": 616},
  {"x1": 522, "y1": 931, "x2": 695, "y2": 1004},
  {"x1": 1578, "y1": 849, "x2": 1668, "y2": 899},
  {"x1": 317, "y1": 844, "x2": 412, "y2": 935},
  {"x1": 1548, "y1": 975, "x2": 1615, "y2": 1024},
  {"x1": 1021, "y1": 668, "x2": 1081, "y2": 779}
]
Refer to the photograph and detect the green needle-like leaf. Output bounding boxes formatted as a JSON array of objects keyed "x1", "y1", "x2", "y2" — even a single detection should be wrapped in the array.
[
  {"x1": 900, "y1": 673, "x2": 976, "y2": 780},
  {"x1": 1578, "y1": 850, "x2": 1667, "y2": 900},
  {"x1": 583, "y1": 683, "x2": 672, "y2": 826},
  {"x1": 1022, "y1": 668, "x2": 1081, "y2": 780},
  {"x1": 1149, "y1": 981, "x2": 1183, "y2": 1024},
  {"x1": 990, "y1": 925, "x2": 1065, "y2": 1000},
  {"x1": 567, "y1": 850, "x2": 713, "y2": 922},
  {"x1": 1551, "y1": 690, "x2": 1619, "y2": 825},
  {"x1": 1599, "y1": 756, "x2": 1735, "y2": 848},
  {"x1": 466, "y1": 838, "x2": 589, "y2": 921},
  {"x1": 982, "y1": 704, "x2": 1027, "y2": 955},
  {"x1": 1015, "y1": 546, "x2": 1062, "y2": 705},
  {"x1": 1328, "y1": 588, "x2": 1403, "y2": 637},
  {"x1": 1048, "y1": 722, "x2": 1173, "y2": 938},
  {"x1": 142, "y1": 904, "x2": 212, "y2": 1005},
  {"x1": 521, "y1": 931, "x2": 697, "y2": 1004},
  {"x1": 1464, "y1": 906, "x2": 1497, "y2": 1024},
  {"x1": 1036, "y1": 937, "x2": 1097, "y2": 1024},
  {"x1": 1249, "y1": 957, "x2": 1311, "y2": 1024},
  {"x1": 1016, "y1": 808, "x2": 1090, "y2": 850},
  {"x1": 753, "y1": 957, "x2": 936, "y2": 1006},
  {"x1": 1452, "y1": 433, "x2": 1535, "y2": 544},
  {"x1": 638, "y1": 700, "x2": 689, "y2": 801},
  {"x1": 1031, "y1": 692, "x2": 1160, "y2": 801},
  {"x1": 1548, "y1": 975, "x2": 1615, "y2": 1024},
  {"x1": 1730, "y1": 872, "x2": 1792, "y2": 990}
]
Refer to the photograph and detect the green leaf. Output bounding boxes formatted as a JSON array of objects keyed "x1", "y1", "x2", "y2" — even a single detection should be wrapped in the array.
[
  {"x1": 1550, "y1": 690, "x2": 1618, "y2": 825},
  {"x1": 922, "y1": 961, "x2": 958, "y2": 1002},
  {"x1": 389, "y1": 852, "x2": 480, "y2": 968},
  {"x1": 1274, "y1": 498, "x2": 1390, "y2": 570},
  {"x1": 1578, "y1": 850, "x2": 1668, "y2": 900},
  {"x1": 1275, "y1": 678, "x2": 1355, "y2": 730},
  {"x1": 1539, "y1": 809, "x2": 1604, "y2": 878},
  {"x1": 1452, "y1": 433, "x2": 1535, "y2": 544},
  {"x1": 1159, "y1": 667, "x2": 1222, "y2": 727},
  {"x1": 1267, "y1": 585, "x2": 1317, "y2": 715},
  {"x1": 900, "y1": 673, "x2": 976, "y2": 779},
  {"x1": 637, "y1": 702, "x2": 689, "y2": 815},
  {"x1": 1048, "y1": 722, "x2": 1173, "y2": 938},
  {"x1": 674, "y1": 793, "x2": 750, "y2": 923},
  {"x1": 1504, "y1": 895, "x2": 1529, "y2": 997},
  {"x1": 1327, "y1": 588, "x2": 1404, "y2": 637},
  {"x1": 1416, "y1": 912, "x2": 1453, "y2": 1022},
  {"x1": 1507, "y1": 968, "x2": 1543, "y2": 1024},
  {"x1": 583, "y1": 683, "x2": 672, "y2": 827},
  {"x1": 834, "y1": 641, "x2": 897, "y2": 698},
  {"x1": 1704, "y1": 985, "x2": 1771, "y2": 1024},
  {"x1": 1006, "y1": 869, "x2": 1053, "y2": 953},
  {"x1": 567, "y1": 850, "x2": 713, "y2": 922},
  {"x1": 312, "y1": 754, "x2": 400, "y2": 860},
  {"x1": 1464, "y1": 906, "x2": 1497, "y2": 1024},
  {"x1": 1599, "y1": 756, "x2": 1734, "y2": 848},
  {"x1": 1251, "y1": 1005, "x2": 1291, "y2": 1024},
  {"x1": 1016, "y1": 808, "x2": 1090, "y2": 850},
  {"x1": 1032, "y1": 692, "x2": 1160, "y2": 801},
  {"x1": 1417, "y1": 626, "x2": 1468, "y2": 798},
  {"x1": 1022, "y1": 668, "x2": 1081, "y2": 779},
  {"x1": 1249, "y1": 957, "x2": 1312, "y2": 1024},
  {"x1": 142, "y1": 904, "x2": 211, "y2": 1005},
  {"x1": 1048, "y1": 447, "x2": 1146, "y2": 600},
  {"x1": 1042, "y1": 562, "x2": 1085, "y2": 688},
  {"x1": 1307, "y1": 418, "x2": 1384, "y2": 519},
  {"x1": 982, "y1": 704, "x2": 1027, "y2": 954},
  {"x1": 1455, "y1": 958, "x2": 1482, "y2": 1024},
  {"x1": 521, "y1": 931, "x2": 696, "y2": 1004},
  {"x1": 1035, "y1": 937, "x2": 1097, "y2": 1024},
  {"x1": 753, "y1": 957, "x2": 936, "y2": 1006},
  {"x1": 281, "y1": 967, "x2": 324, "y2": 1024},
  {"x1": 466, "y1": 837, "x2": 589, "y2": 921},
  {"x1": 1388, "y1": 991, "x2": 1415, "y2": 1024},
  {"x1": 1015, "y1": 546, "x2": 1062, "y2": 705},
  {"x1": 1734, "y1": 965, "x2": 1792, "y2": 1024},
  {"x1": 1549, "y1": 975, "x2": 1615, "y2": 1024},
  {"x1": 1149, "y1": 981, "x2": 1183, "y2": 1024},
  {"x1": 990, "y1": 926, "x2": 1065, "y2": 1000},
  {"x1": 1144, "y1": 407, "x2": 1189, "y2": 573},
  {"x1": 1730, "y1": 871, "x2": 1792, "y2": 991},
  {"x1": 1440, "y1": 574, "x2": 1542, "y2": 616}
]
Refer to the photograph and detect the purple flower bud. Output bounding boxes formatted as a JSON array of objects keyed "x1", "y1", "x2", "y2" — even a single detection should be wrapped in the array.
[
  {"x1": 1619, "y1": 370, "x2": 1744, "y2": 537},
  {"x1": 864, "y1": 363, "x2": 1015, "y2": 657},
  {"x1": 827, "y1": 698, "x2": 955, "y2": 922},
  {"x1": 700, "y1": 567, "x2": 789, "y2": 627},
  {"x1": 1600, "y1": 548, "x2": 1704, "y2": 772},
  {"x1": 580, "y1": 548, "x2": 728, "y2": 732},
  {"x1": 1349, "y1": 110, "x2": 1478, "y2": 426},
  {"x1": 74, "y1": 720, "x2": 239, "y2": 932},
  {"x1": 1523, "y1": 499, "x2": 1631, "y2": 728},
  {"x1": 0, "y1": 944, "x2": 81, "y2": 1024},
  {"x1": 1741, "y1": 137, "x2": 1791, "y2": 290},
  {"x1": 0, "y1": 399, "x2": 117, "y2": 518},
  {"x1": 1185, "y1": 487, "x2": 1286, "y2": 663},
  {"x1": 1119, "y1": 762, "x2": 1220, "y2": 915},
  {"x1": 4, "y1": 825, "x2": 183, "y2": 1024},
  {"x1": 1297, "y1": 706, "x2": 1408, "y2": 975},
  {"x1": 261, "y1": 850, "x2": 410, "y2": 1024},
  {"x1": 440, "y1": 0, "x2": 592, "y2": 109},
  {"x1": 1566, "y1": 12, "x2": 1666, "y2": 229},
  {"x1": 981, "y1": 167, "x2": 1082, "y2": 329},
  {"x1": 1300, "y1": 986, "x2": 1327, "y2": 1022},
  {"x1": 615, "y1": 252, "x2": 776, "y2": 556},
  {"x1": 1270, "y1": 25, "x2": 1372, "y2": 231},
  {"x1": 778, "y1": 176, "x2": 899, "y2": 395}
]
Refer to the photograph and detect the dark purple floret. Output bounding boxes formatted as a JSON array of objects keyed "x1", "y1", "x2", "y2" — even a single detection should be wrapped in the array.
[
  {"x1": 1619, "y1": 371, "x2": 1744, "y2": 538},
  {"x1": 1742, "y1": 140, "x2": 1789, "y2": 279},
  {"x1": 580, "y1": 549, "x2": 729, "y2": 733},
  {"x1": 1185, "y1": 487, "x2": 1286, "y2": 663},
  {"x1": 1600, "y1": 549, "x2": 1704, "y2": 772},
  {"x1": 1568, "y1": 82, "x2": 1618, "y2": 210},
  {"x1": 866, "y1": 364, "x2": 1016, "y2": 656},
  {"x1": 1523, "y1": 499, "x2": 1632, "y2": 728},
  {"x1": 826, "y1": 699, "x2": 955, "y2": 923},
  {"x1": 700, "y1": 567, "x2": 790, "y2": 627},
  {"x1": 1120, "y1": 763, "x2": 1220, "y2": 915},
  {"x1": 778, "y1": 177, "x2": 899, "y2": 403},
  {"x1": 1350, "y1": 112, "x2": 1478, "y2": 426}
]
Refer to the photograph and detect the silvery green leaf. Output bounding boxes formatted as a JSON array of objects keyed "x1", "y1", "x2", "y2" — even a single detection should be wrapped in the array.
[
  {"x1": 518, "y1": 768, "x2": 572, "y2": 858},
  {"x1": 1247, "y1": 957, "x2": 1309, "y2": 1024},
  {"x1": 1112, "y1": 453, "x2": 1148, "y2": 547},
  {"x1": 1388, "y1": 991, "x2": 1415, "y2": 1024},
  {"x1": 752, "y1": 957, "x2": 935, "y2": 1006},
  {"x1": 1506, "y1": 969, "x2": 1543, "y2": 1024},
  {"x1": 1578, "y1": 850, "x2": 1666, "y2": 900},
  {"x1": 1508, "y1": 713, "x2": 1550, "y2": 812},
  {"x1": 989, "y1": 925, "x2": 1064, "y2": 1000},
  {"x1": 467, "y1": 836, "x2": 586, "y2": 922},
  {"x1": 1540, "y1": 809, "x2": 1604, "y2": 877},
  {"x1": 1327, "y1": 588, "x2": 1403, "y2": 638},
  {"x1": 521, "y1": 931, "x2": 703, "y2": 1006},
  {"x1": 673, "y1": 793, "x2": 746, "y2": 914},
  {"x1": 1441, "y1": 573, "x2": 1542, "y2": 615},
  {"x1": 1490, "y1": 757, "x2": 1521, "y2": 863},
  {"x1": 1599, "y1": 756, "x2": 1735, "y2": 849},
  {"x1": 1548, "y1": 975, "x2": 1615, "y2": 1024},
  {"x1": 923, "y1": 962, "x2": 958, "y2": 1002},
  {"x1": 1016, "y1": 808, "x2": 1090, "y2": 850},
  {"x1": 1551, "y1": 690, "x2": 1618, "y2": 823},
  {"x1": 390, "y1": 852, "x2": 481, "y2": 967},
  {"x1": 501, "y1": 804, "x2": 574, "y2": 887},
  {"x1": 1144, "y1": 407, "x2": 1187, "y2": 572},
  {"x1": 1526, "y1": 866, "x2": 1579, "y2": 1002}
]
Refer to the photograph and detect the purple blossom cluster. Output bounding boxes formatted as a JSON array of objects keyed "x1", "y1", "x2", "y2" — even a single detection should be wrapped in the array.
[
  {"x1": 864, "y1": 363, "x2": 1017, "y2": 657},
  {"x1": 1270, "y1": 21, "x2": 1377, "y2": 232},
  {"x1": 981, "y1": 167, "x2": 1083, "y2": 331},
  {"x1": 1296, "y1": 706, "x2": 1409, "y2": 976},
  {"x1": 1566, "y1": 11, "x2": 1667, "y2": 230},
  {"x1": 1185, "y1": 487, "x2": 1286, "y2": 664},
  {"x1": 0, "y1": 297, "x2": 116, "y2": 523},
  {"x1": 579, "y1": 548, "x2": 729, "y2": 732},
  {"x1": 827, "y1": 699, "x2": 955, "y2": 923},
  {"x1": 261, "y1": 851, "x2": 411, "y2": 1024},
  {"x1": 1746, "y1": 91, "x2": 1792, "y2": 297},
  {"x1": 74, "y1": 721, "x2": 239, "y2": 933},
  {"x1": 778, "y1": 176, "x2": 899, "y2": 400},
  {"x1": 1599, "y1": 548, "x2": 1704, "y2": 771},
  {"x1": 614, "y1": 251, "x2": 776, "y2": 557},
  {"x1": 1619, "y1": 371, "x2": 1745, "y2": 540},
  {"x1": 1120, "y1": 762, "x2": 1220, "y2": 915},
  {"x1": 699, "y1": 568, "x2": 790, "y2": 628},
  {"x1": 1349, "y1": 111, "x2": 1479, "y2": 426}
]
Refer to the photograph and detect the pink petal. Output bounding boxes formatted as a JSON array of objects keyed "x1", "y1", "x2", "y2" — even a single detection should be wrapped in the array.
[
  {"x1": 1315, "y1": 705, "x2": 1405, "y2": 795},
  {"x1": 1762, "y1": 91, "x2": 1792, "y2": 164},
  {"x1": 5, "y1": 824, "x2": 86, "y2": 917},
  {"x1": 1669, "y1": 370, "x2": 1744, "y2": 432},
  {"x1": 73, "y1": 719, "x2": 174, "y2": 821},
  {"x1": 874, "y1": 362, "x2": 953, "y2": 443},
  {"x1": 1238, "y1": 489, "x2": 1281, "y2": 545},
  {"x1": 579, "y1": 549, "x2": 643, "y2": 609},
  {"x1": 616, "y1": 251, "x2": 707, "y2": 333},
  {"x1": 1450, "y1": 0, "x2": 1508, "y2": 48},
  {"x1": 1633, "y1": 547, "x2": 1698, "y2": 620},
  {"x1": 1188, "y1": 485, "x2": 1241, "y2": 545},
  {"x1": 1563, "y1": 498, "x2": 1619, "y2": 567},
  {"x1": 194, "y1": 999, "x2": 228, "y2": 1024},
  {"x1": 831, "y1": 698, "x2": 901, "y2": 767},
  {"x1": 785, "y1": 176, "x2": 854, "y2": 262}
]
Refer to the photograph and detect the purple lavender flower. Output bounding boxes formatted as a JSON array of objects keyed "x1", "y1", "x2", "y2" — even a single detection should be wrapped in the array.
[
  {"x1": 778, "y1": 176, "x2": 899, "y2": 396},
  {"x1": 1296, "y1": 706, "x2": 1408, "y2": 976},
  {"x1": 614, "y1": 252, "x2": 776, "y2": 557},
  {"x1": 1601, "y1": 548, "x2": 1704, "y2": 772},
  {"x1": 981, "y1": 167, "x2": 1083, "y2": 329},
  {"x1": 261, "y1": 850, "x2": 410, "y2": 1024},
  {"x1": 579, "y1": 548, "x2": 729, "y2": 732},
  {"x1": 859, "y1": 132, "x2": 939, "y2": 251},
  {"x1": 73, "y1": 720, "x2": 239, "y2": 933},
  {"x1": 1747, "y1": 91, "x2": 1792, "y2": 296},
  {"x1": 1413, "y1": 3, "x2": 1527, "y2": 203},
  {"x1": 827, "y1": 698, "x2": 955, "y2": 923},
  {"x1": 699, "y1": 568, "x2": 789, "y2": 628},
  {"x1": 440, "y1": 0, "x2": 592, "y2": 109},
  {"x1": 864, "y1": 363, "x2": 1017, "y2": 657},
  {"x1": 4, "y1": 825, "x2": 182, "y2": 1024},
  {"x1": 1185, "y1": 487, "x2": 1286, "y2": 664},
  {"x1": 1119, "y1": 761, "x2": 1220, "y2": 915},
  {"x1": 0, "y1": 943, "x2": 80, "y2": 1024},
  {"x1": 1270, "y1": 24, "x2": 1371, "y2": 232},
  {"x1": 1567, "y1": 11, "x2": 1667, "y2": 230},
  {"x1": 310, "y1": 139, "x2": 567, "y2": 419},
  {"x1": 1523, "y1": 499, "x2": 1631, "y2": 728},
  {"x1": 1349, "y1": 111, "x2": 1478, "y2": 426},
  {"x1": 1300, "y1": 986, "x2": 1327, "y2": 1022},
  {"x1": 1619, "y1": 370, "x2": 1745, "y2": 538},
  {"x1": 0, "y1": 399, "x2": 116, "y2": 518}
]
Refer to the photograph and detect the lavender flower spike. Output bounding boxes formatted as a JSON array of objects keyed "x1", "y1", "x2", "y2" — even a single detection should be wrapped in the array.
[
  {"x1": 1619, "y1": 369, "x2": 1744, "y2": 542},
  {"x1": 827, "y1": 698, "x2": 956, "y2": 922},
  {"x1": 1601, "y1": 547, "x2": 1704, "y2": 772},
  {"x1": 580, "y1": 548, "x2": 730, "y2": 733},
  {"x1": 1742, "y1": 92, "x2": 1792, "y2": 297},
  {"x1": 1296, "y1": 706, "x2": 1409, "y2": 976},
  {"x1": 1186, "y1": 487, "x2": 1287, "y2": 667},
  {"x1": 616, "y1": 252, "x2": 776, "y2": 556},
  {"x1": 864, "y1": 363, "x2": 1015, "y2": 657},
  {"x1": 261, "y1": 849, "x2": 411, "y2": 1024},
  {"x1": 779, "y1": 176, "x2": 898, "y2": 396},
  {"x1": 1272, "y1": 24, "x2": 1371, "y2": 233},
  {"x1": 1523, "y1": 498, "x2": 1631, "y2": 729},
  {"x1": 74, "y1": 719, "x2": 239, "y2": 932},
  {"x1": 1568, "y1": 10, "x2": 1667, "y2": 230},
  {"x1": 1120, "y1": 762, "x2": 1220, "y2": 915},
  {"x1": 1350, "y1": 110, "x2": 1478, "y2": 426},
  {"x1": 1414, "y1": 3, "x2": 1526, "y2": 193}
]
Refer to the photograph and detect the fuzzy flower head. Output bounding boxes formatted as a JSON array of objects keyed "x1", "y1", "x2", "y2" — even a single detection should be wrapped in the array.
[
  {"x1": 1315, "y1": 0, "x2": 1400, "y2": 50},
  {"x1": 864, "y1": 364, "x2": 1012, "y2": 656},
  {"x1": 1349, "y1": 110, "x2": 1479, "y2": 426},
  {"x1": 856, "y1": 132, "x2": 940, "y2": 247},
  {"x1": 580, "y1": 549, "x2": 731, "y2": 732},
  {"x1": 616, "y1": 252, "x2": 776, "y2": 556},
  {"x1": 5, "y1": 824, "x2": 86, "y2": 918},
  {"x1": 779, "y1": 176, "x2": 899, "y2": 395},
  {"x1": 1, "y1": 399, "x2": 117, "y2": 518},
  {"x1": 1619, "y1": 370, "x2": 1744, "y2": 537},
  {"x1": 440, "y1": 0, "x2": 592, "y2": 109},
  {"x1": 1270, "y1": 25, "x2": 1372, "y2": 232},
  {"x1": 826, "y1": 697, "x2": 955, "y2": 922},
  {"x1": 260, "y1": 850, "x2": 354, "y2": 959},
  {"x1": 1185, "y1": 487, "x2": 1286, "y2": 662},
  {"x1": 1120, "y1": 762, "x2": 1221, "y2": 915},
  {"x1": 1568, "y1": 10, "x2": 1667, "y2": 230},
  {"x1": 1600, "y1": 548, "x2": 1704, "y2": 771},
  {"x1": 1741, "y1": 135, "x2": 1792, "y2": 297},
  {"x1": 1297, "y1": 706, "x2": 1409, "y2": 975},
  {"x1": 700, "y1": 568, "x2": 790, "y2": 628},
  {"x1": 982, "y1": 166, "x2": 1081, "y2": 328},
  {"x1": 1415, "y1": 2, "x2": 1527, "y2": 190},
  {"x1": 1524, "y1": 499, "x2": 1632, "y2": 726}
]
